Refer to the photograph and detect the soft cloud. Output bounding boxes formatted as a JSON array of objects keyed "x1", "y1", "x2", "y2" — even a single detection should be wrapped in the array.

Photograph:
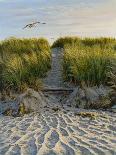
[{"x1": 0, "y1": 0, "x2": 116, "y2": 41}]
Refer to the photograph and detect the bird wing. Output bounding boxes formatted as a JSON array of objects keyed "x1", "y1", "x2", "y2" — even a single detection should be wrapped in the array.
[
  {"x1": 23, "y1": 21, "x2": 44, "y2": 29},
  {"x1": 36, "y1": 21, "x2": 41, "y2": 24},
  {"x1": 23, "y1": 24, "x2": 29, "y2": 29}
]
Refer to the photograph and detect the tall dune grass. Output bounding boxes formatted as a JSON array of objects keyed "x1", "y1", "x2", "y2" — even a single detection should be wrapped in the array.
[
  {"x1": 52, "y1": 37, "x2": 81, "y2": 48},
  {"x1": 81, "y1": 37, "x2": 116, "y2": 49},
  {"x1": 53, "y1": 36, "x2": 116, "y2": 49},
  {"x1": 0, "y1": 37, "x2": 51, "y2": 92},
  {"x1": 108, "y1": 58, "x2": 116, "y2": 103},
  {"x1": 63, "y1": 45, "x2": 115, "y2": 86},
  {"x1": 53, "y1": 36, "x2": 116, "y2": 86}
]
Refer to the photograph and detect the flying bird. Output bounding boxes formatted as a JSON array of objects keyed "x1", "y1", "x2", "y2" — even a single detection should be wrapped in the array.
[{"x1": 23, "y1": 21, "x2": 46, "y2": 29}]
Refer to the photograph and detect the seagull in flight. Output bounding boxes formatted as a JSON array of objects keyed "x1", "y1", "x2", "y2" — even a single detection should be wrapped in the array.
[{"x1": 23, "y1": 21, "x2": 46, "y2": 29}]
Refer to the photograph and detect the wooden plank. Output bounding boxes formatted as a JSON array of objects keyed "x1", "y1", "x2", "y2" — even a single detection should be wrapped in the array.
[{"x1": 42, "y1": 88, "x2": 74, "y2": 92}]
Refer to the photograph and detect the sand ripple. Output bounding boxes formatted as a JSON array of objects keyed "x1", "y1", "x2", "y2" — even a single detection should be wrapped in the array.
[{"x1": 0, "y1": 110, "x2": 116, "y2": 155}]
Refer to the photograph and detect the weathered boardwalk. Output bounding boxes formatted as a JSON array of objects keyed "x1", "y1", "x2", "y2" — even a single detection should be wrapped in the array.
[
  {"x1": 43, "y1": 48, "x2": 64, "y2": 88},
  {"x1": 42, "y1": 88, "x2": 73, "y2": 93}
]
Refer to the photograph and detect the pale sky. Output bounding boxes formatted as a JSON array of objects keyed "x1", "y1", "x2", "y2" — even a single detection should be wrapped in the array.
[{"x1": 0, "y1": 0, "x2": 116, "y2": 42}]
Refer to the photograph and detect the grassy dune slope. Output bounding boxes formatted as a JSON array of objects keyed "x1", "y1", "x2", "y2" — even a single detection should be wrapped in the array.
[
  {"x1": 53, "y1": 37, "x2": 116, "y2": 86},
  {"x1": 0, "y1": 37, "x2": 51, "y2": 92}
]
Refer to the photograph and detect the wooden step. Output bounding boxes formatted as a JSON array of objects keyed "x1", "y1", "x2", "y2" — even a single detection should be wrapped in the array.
[{"x1": 42, "y1": 87, "x2": 74, "y2": 94}]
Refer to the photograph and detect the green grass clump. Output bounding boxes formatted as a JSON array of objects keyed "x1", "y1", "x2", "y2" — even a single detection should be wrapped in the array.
[
  {"x1": 53, "y1": 36, "x2": 116, "y2": 86},
  {"x1": 63, "y1": 45, "x2": 115, "y2": 86},
  {"x1": 81, "y1": 37, "x2": 116, "y2": 49},
  {"x1": 0, "y1": 37, "x2": 51, "y2": 92},
  {"x1": 52, "y1": 36, "x2": 81, "y2": 48},
  {"x1": 108, "y1": 58, "x2": 116, "y2": 103},
  {"x1": 53, "y1": 36, "x2": 116, "y2": 49}
]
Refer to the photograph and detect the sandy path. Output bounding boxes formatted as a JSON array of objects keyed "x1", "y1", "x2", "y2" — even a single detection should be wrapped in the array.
[
  {"x1": 0, "y1": 110, "x2": 116, "y2": 155},
  {"x1": 43, "y1": 48, "x2": 64, "y2": 88}
]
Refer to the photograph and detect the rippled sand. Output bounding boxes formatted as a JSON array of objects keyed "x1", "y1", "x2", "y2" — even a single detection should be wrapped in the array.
[{"x1": 0, "y1": 110, "x2": 116, "y2": 155}]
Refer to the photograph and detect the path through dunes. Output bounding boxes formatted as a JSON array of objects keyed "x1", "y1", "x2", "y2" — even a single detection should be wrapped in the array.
[
  {"x1": 43, "y1": 48, "x2": 64, "y2": 88},
  {"x1": 0, "y1": 48, "x2": 116, "y2": 155},
  {"x1": 42, "y1": 48, "x2": 74, "y2": 103},
  {"x1": 0, "y1": 110, "x2": 116, "y2": 155}
]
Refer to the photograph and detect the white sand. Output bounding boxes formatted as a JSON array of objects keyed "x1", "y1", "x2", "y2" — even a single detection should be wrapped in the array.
[{"x1": 0, "y1": 109, "x2": 116, "y2": 155}]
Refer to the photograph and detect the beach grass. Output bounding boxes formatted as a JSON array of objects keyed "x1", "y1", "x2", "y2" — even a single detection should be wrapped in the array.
[
  {"x1": 53, "y1": 36, "x2": 116, "y2": 86},
  {"x1": 0, "y1": 37, "x2": 51, "y2": 92},
  {"x1": 0, "y1": 36, "x2": 116, "y2": 92}
]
